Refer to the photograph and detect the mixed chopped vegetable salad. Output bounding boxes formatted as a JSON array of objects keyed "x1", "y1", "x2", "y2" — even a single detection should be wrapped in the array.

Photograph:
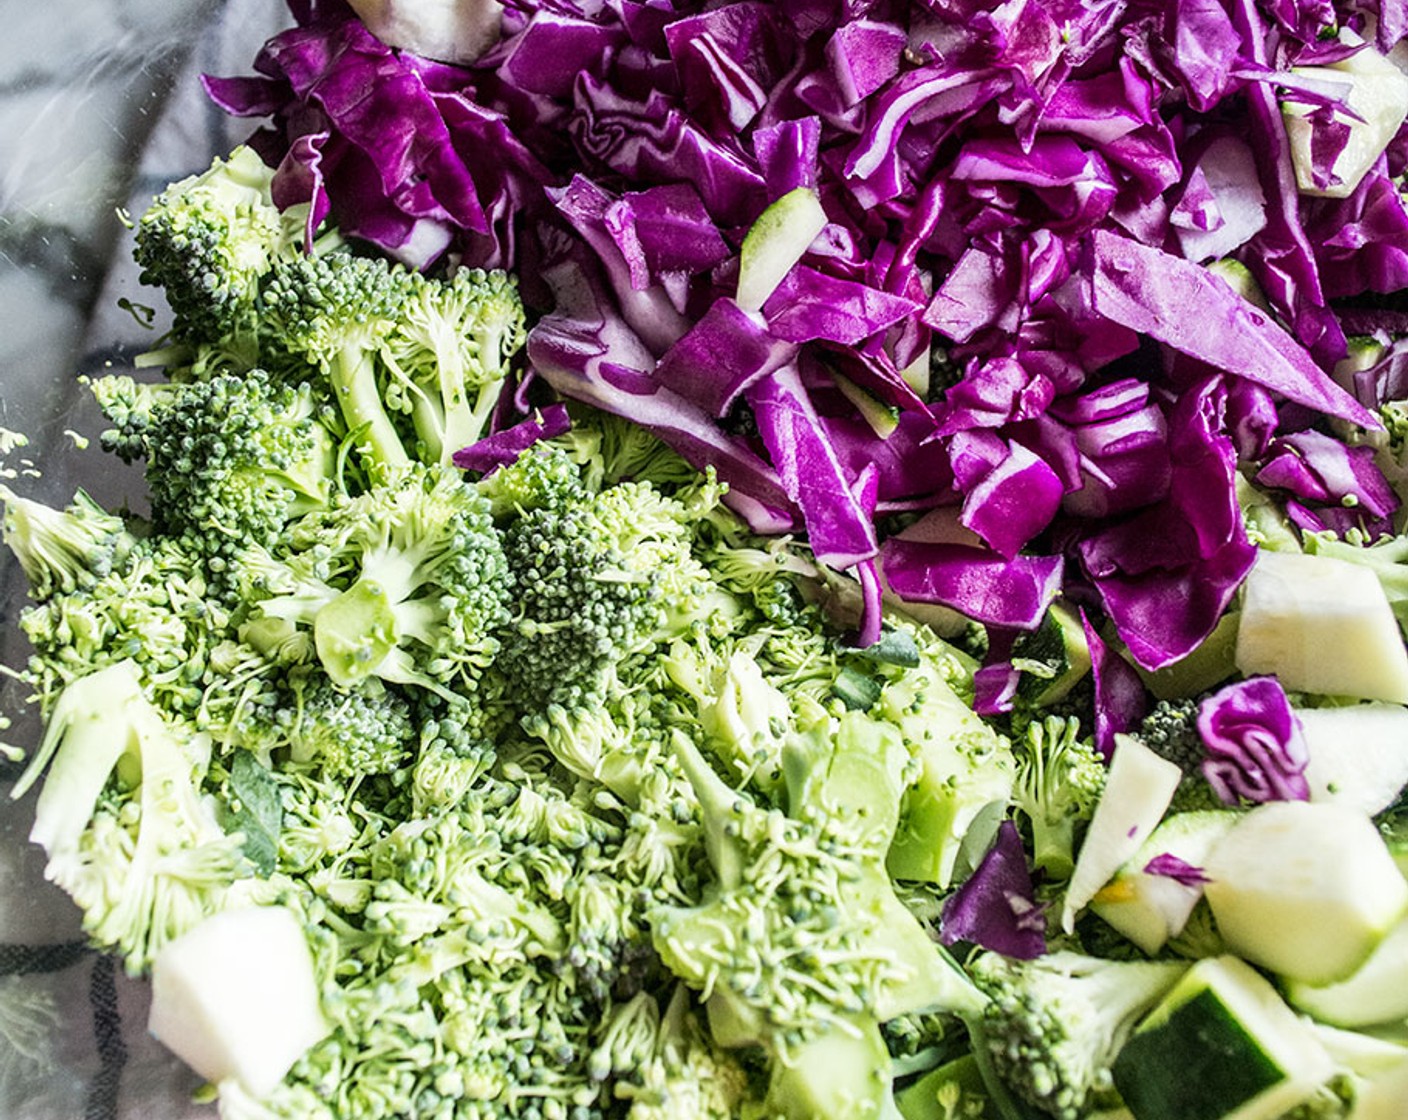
[{"x1": 6, "y1": 0, "x2": 1408, "y2": 1117}]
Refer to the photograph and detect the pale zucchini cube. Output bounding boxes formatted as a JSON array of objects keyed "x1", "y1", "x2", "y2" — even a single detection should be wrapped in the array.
[
  {"x1": 1203, "y1": 801, "x2": 1408, "y2": 986},
  {"x1": 149, "y1": 906, "x2": 328, "y2": 1098},
  {"x1": 1234, "y1": 549, "x2": 1408, "y2": 704}
]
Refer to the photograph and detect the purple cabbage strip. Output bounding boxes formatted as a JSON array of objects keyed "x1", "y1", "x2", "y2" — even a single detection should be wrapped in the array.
[
  {"x1": 1143, "y1": 853, "x2": 1212, "y2": 887},
  {"x1": 452, "y1": 404, "x2": 572, "y2": 474},
  {"x1": 1081, "y1": 608, "x2": 1148, "y2": 761},
  {"x1": 1196, "y1": 677, "x2": 1312, "y2": 804},
  {"x1": 880, "y1": 537, "x2": 1062, "y2": 631},
  {"x1": 940, "y1": 819, "x2": 1048, "y2": 960}
]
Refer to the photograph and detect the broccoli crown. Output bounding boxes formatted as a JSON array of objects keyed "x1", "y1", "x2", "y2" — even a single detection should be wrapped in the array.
[
  {"x1": 242, "y1": 462, "x2": 512, "y2": 697},
  {"x1": 970, "y1": 949, "x2": 1188, "y2": 1120},
  {"x1": 382, "y1": 266, "x2": 527, "y2": 465},
  {"x1": 258, "y1": 251, "x2": 524, "y2": 478},
  {"x1": 133, "y1": 146, "x2": 299, "y2": 346},
  {"x1": 18, "y1": 533, "x2": 230, "y2": 719},
  {"x1": 93, "y1": 370, "x2": 336, "y2": 588},
  {"x1": 478, "y1": 444, "x2": 586, "y2": 520},
  {"x1": 498, "y1": 475, "x2": 716, "y2": 709},
  {"x1": 1011, "y1": 714, "x2": 1107, "y2": 880},
  {"x1": 268, "y1": 673, "x2": 416, "y2": 779}
]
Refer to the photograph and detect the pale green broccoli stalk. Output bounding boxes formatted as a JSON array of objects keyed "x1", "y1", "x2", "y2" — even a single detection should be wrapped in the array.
[
  {"x1": 1010, "y1": 715, "x2": 1107, "y2": 880},
  {"x1": 91, "y1": 370, "x2": 337, "y2": 589},
  {"x1": 239, "y1": 462, "x2": 511, "y2": 699},
  {"x1": 880, "y1": 626, "x2": 1017, "y2": 889},
  {"x1": 382, "y1": 266, "x2": 526, "y2": 465},
  {"x1": 968, "y1": 949, "x2": 1188, "y2": 1120},
  {"x1": 259, "y1": 250, "x2": 416, "y2": 476},
  {"x1": 132, "y1": 146, "x2": 321, "y2": 362},
  {"x1": 11, "y1": 661, "x2": 251, "y2": 973},
  {"x1": 0, "y1": 486, "x2": 135, "y2": 601}
]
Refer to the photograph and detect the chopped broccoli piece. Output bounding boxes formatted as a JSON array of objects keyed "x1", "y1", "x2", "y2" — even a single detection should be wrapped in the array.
[
  {"x1": 12, "y1": 662, "x2": 252, "y2": 972},
  {"x1": 91, "y1": 370, "x2": 337, "y2": 590},
  {"x1": 1010, "y1": 715, "x2": 1107, "y2": 880},
  {"x1": 132, "y1": 145, "x2": 310, "y2": 353},
  {"x1": 0, "y1": 486, "x2": 134, "y2": 602},
  {"x1": 239, "y1": 462, "x2": 511, "y2": 698},
  {"x1": 259, "y1": 250, "x2": 524, "y2": 479},
  {"x1": 969, "y1": 949, "x2": 1188, "y2": 1120},
  {"x1": 497, "y1": 471, "x2": 725, "y2": 709}
]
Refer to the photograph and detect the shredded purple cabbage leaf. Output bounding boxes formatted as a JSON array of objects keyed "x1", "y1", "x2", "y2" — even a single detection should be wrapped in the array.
[{"x1": 207, "y1": 0, "x2": 1408, "y2": 666}]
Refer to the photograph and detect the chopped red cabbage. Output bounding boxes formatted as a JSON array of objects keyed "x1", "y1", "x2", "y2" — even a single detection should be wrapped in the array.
[
  {"x1": 212, "y1": 0, "x2": 1408, "y2": 660},
  {"x1": 940, "y1": 819, "x2": 1047, "y2": 960},
  {"x1": 1196, "y1": 677, "x2": 1312, "y2": 804}
]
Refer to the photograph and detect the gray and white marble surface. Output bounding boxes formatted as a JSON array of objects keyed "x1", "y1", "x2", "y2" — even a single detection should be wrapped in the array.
[{"x1": 0, "y1": 2, "x2": 293, "y2": 1115}]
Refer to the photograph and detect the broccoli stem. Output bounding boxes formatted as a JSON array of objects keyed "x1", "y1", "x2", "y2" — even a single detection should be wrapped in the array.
[{"x1": 330, "y1": 344, "x2": 411, "y2": 473}]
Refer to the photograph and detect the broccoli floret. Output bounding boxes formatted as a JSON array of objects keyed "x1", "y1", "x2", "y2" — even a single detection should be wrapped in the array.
[
  {"x1": 0, "y1": 486, "x2": 135, "y2": 601},
  {"x1": 16, "y1": 532, "x2": 232, "y2": 720},
  {"x1": 10, "y1": 661, "x2": 253, "y2": 972},
  {"x1": 477, "y1": 444, "x2": 586, "y2": 520},
  {"x1": 381, "y1": 266, "x2": 526, "y2": 465},
  {"x1": 593, "y1": 987, "x2": 752, "y2": 1120},
  {"x1": 1135, "y1": 698, "x2": 1225, "y2": 812},
  {"x1": 238, "y1": 462, "x2": 510, "y2": 700},
  {"x1": 497, "y1": 474, "x2": 723, "y2": 709},
  {"x1": 258, "y1": 250, "x2": 416, "y2": 476},
  {"x1": 259, "y1": 250, "x2": 523, "y2": 479},
  {"x1": 91, "y1": 370, "x2": 337, "y2": 590},
  {"x1": 265, "y1": 673, "x2": 417, "y2": 779},
  {"x1": 969, "y1": 949, "x2": 1189, "y2": 1120},
  {"x1": 1011, "y1": 715, "x2": 1107, "y2": 881},
  {"x1": 133, "y1": 146, "x2": 311, "y2": 357}
]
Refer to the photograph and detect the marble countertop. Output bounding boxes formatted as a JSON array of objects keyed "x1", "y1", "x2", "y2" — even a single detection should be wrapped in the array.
[{"x1": 0, "y1": 2, "x2": 292, "y2": 1115}]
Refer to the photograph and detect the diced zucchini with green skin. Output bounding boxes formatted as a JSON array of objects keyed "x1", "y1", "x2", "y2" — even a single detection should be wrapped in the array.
[
  {"x1": 1234, "y1": 549, "x2": 1408, "y2": 704},
  {"x1": 1112, "y1": 955, "x2": 1333, "y2": 1120},
  {"x1": 1011, "y1": 601, "x2": 1091, "y2": 706},
  {"x1": 1297, "y1": 703, "x2": 1408, "y2": 816},
  {"x1": 1061, "y1": 734, "x2": 1183, "y2": 933},
  {"x1": 1284, "y1": 912, "x2": 1408, "y2": 1028},
  {"x1": 1203, "y1": 801, "x2": 1408, "y2": 986},
  {"x1": 1090, "y1": 810, "x2": 1238, "y2": 955},
  {"x1": 736, "y1": 187, "x2": 828, "y2": 312},
  {"x1": 149, "y1": 906, "x2": 329, "y2": 1098}
]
